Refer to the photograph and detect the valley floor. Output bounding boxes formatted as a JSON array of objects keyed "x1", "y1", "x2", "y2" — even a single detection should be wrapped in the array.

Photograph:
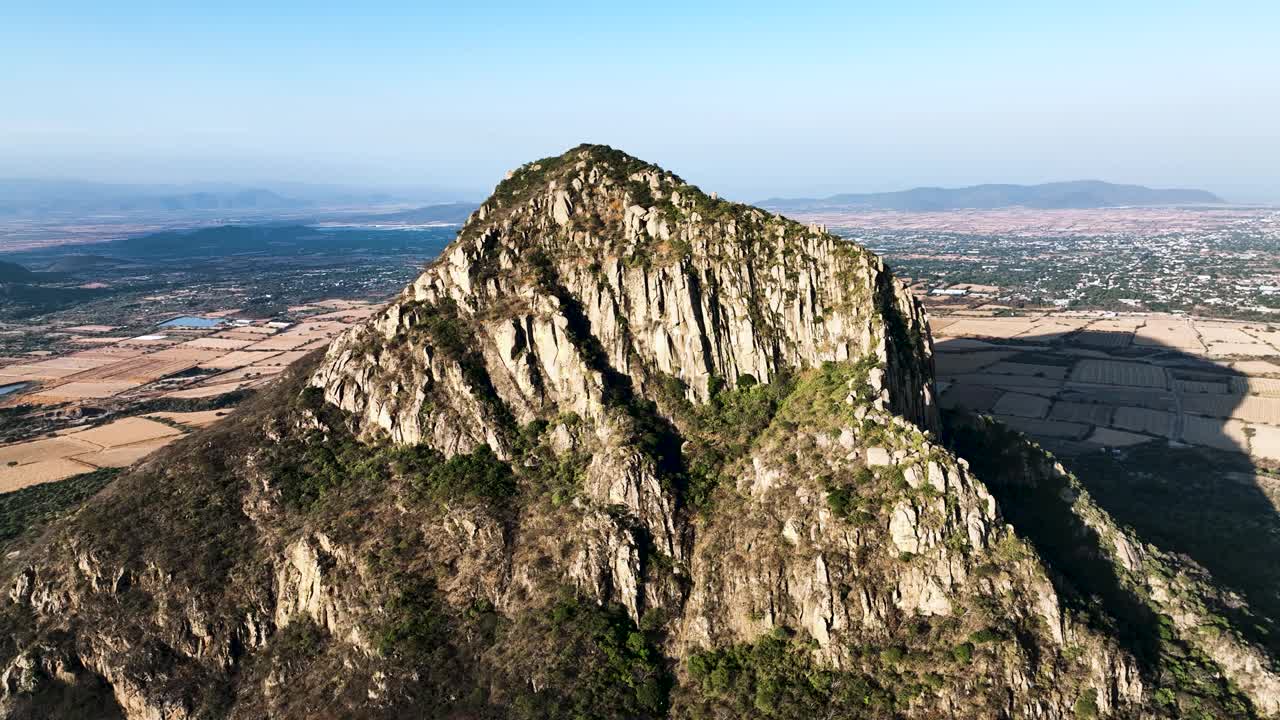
[{"x1": 0, "y1": 299, "x2": 379, "y2": 491}]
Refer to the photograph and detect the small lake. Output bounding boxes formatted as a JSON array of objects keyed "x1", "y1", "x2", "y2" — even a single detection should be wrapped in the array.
[
  {"x1": 0, "y1": 382, "x2": 32, "y2": 397},
  {"x1": 159, "y1": 316, "x2": 223, "y2": 328}
]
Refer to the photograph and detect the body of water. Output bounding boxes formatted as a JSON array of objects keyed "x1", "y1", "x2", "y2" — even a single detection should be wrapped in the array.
[
  {"x1": 159, "y1": 316, "x2": 223, "y2": 328},
  {"x1": 0, "y1": 381, "x2": 32, "y2": 397}
]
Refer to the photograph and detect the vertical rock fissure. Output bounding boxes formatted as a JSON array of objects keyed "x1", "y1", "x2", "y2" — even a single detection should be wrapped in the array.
[{"x1": 681, "y1": 264, "x2": 718, "y2": 387}]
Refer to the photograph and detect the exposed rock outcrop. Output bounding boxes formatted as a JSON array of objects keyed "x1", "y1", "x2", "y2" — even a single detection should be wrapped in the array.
[{"x1": 312, "y1": 147, "x2": 937, "y2": 455}]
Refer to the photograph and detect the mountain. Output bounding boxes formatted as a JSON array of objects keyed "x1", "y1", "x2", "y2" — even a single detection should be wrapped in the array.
[
  {"x1": 0, "y1": 179, "x2": 309, "y2": 216},
  {"x1": 38, "y1": 255, "x2": 133, "y2": 273},
  {"x1": 1, "y1": 145, "x2": 1275, "y2": 719},
  {"x1": 0, "y1": 260, "x2": 36, "y2": 283},
  {"x1": 0, "y1": 180, "x2": 475, "y2": 220},
  {"x1": 328, "y1": 201, "x2": 481, "y2": 225},
  {"x1": 761, "y1": 180, "x2": 1224, "y2": 212},
  {"x1": 0, "y1": 260, "x2": 100, "y2": 319},
  {"x1": 8, "y1": 224, "x2": 457, "y2": 263}
]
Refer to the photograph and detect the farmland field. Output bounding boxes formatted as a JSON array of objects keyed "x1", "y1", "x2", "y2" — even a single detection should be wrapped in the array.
[
  {"x1": 1237, "y1": 377, "x2": 1280, "y2": 396},
  {"x1": 1111, "y1": 406, "x2": 1176, "y2": 437},
  {"x1": 1249, "y1": 424, "x2": 1280, "y2": 461},
  {"x1": 933, "y1": 351, "x2": 1013, "y2": 375},
  {"x1": 1085, "y1": 427, "x2": 1150, "y2": 447},
  {"x1": 0, "y1": 458, "x2": 96, "y2": 493},
  {"x1": 1048, "y1": 400, "x2": 1115, "y2": 425},
  {"x1": 1070, "y1": 359, "x2": 1167, "y2": 388},
  {"x1": 992, "y1": 392, "x2": 1050, "y2": 419},
  {"x1": 934, "y1": 309, "x2": 1280, "y2": 469},
  {"x1": 984, "y1": 361, "x2": 1069, "y2": 379},
  {"x1": 1073, "y1": 330, "x2": 1132, "y2": 348},
  {"x1": 0, "y1": 222, "x2": 458, "y2": 495},
  {"x1": 995, "y1": 415, "x2": 1090, "y2": 440}
]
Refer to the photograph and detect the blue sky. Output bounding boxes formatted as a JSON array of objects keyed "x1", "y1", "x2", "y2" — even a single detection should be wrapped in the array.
[{"x1": 2, "y1": 1, "x2": 1277, "y2": 201}]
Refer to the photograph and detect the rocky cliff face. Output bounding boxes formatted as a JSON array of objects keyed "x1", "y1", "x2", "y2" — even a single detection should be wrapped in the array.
[
  {"x1": 0, "y1": 145, "x2": 1276, "y2": 720},
  {"x1": 313, "y1": 146, "x2": 936, "y2": 453}
]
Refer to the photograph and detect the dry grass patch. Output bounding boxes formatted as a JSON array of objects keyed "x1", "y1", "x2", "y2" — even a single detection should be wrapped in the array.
[
  {"x1": 252, "y1": 350, "x2": 310, "y2": 367},
  {"x1": 71, "y1": 346, "x2": 147, "y2": 360},
  {"x1": 149, "y1": 346, "x2": 227, "y2": 362},
  {"x1": 35, "y1": 356, "x2": 114, "y2": 371},
  {"x1": 1206, "y1": 342, "x2": 1275, "y2": 358},
  {"x1": 0, "y1": 458, "x2": 97, "y2": 493},
  {"x1": 938, "y1": 318, "x2": 1039, "y2": 339},
  {"x1": 198, "y1": 350, "x2": 281, "y2": 370},
  {"x1": 243, "y1": 336, "x2": 312, "y2": 351},
  {"x1": 1196, "y1": 324, "x2": 1256, "y2": 344},
  {"x1": 1231, "y1": 396, "x2": 1280, "y2": 425},
  {"x1": 145, "y1": 410, "x2": 234, "y2": 429},
  {"x1": 1242, "y1": 329, "x2": 1280, "y2": 352},
  {"x1": 1019, "y1": 317, "x2": 1090, "y2": 340},
  {"x1": 33, "y1": 380, "x2": 140, "y2": 400},
  {"x1": 1089, "y1": 318, "x2": 1146, "y2": 331},
  {"x1": 181, "y1": 337, "x2": 255, "y2": 351},
  {"x1": 0, "y1": 363, "x2": 84, "y2": 380},
  {"x1": 61, "y1": 355, "x2": 200, "y2": 383},
  {"x1": 1247, "y1": 424, "x2": 1280, "y2": 461},
  {"x1": 297, "y1": 337, "x2": 332, "y2": 351},
  {"x1": 68, "y1": 336, "x2": 123, "y2": 345},
  {"x1": 307, "y1": 305, "x2": 383, "y2": 321},
  {"x1": 69, "y1": 417, "x2": 182, "y2": 448},
  {"x1": 1230, "y1": 360, "x2": 1280, "y2": 376},
  {"x1": 0, "y1": 436, "x2": 102, "y2": 465},
  {"x1": 74, "y1": 437, "x2": 178, "y2": 468},
  {"x1": 163, "y1": 381, "x2": 253, "y2": 399},
  {"x1": 1134, "y1": 322, "x2": 1202, "y2": 351},
  {"x1": 207, "y1": 365, "x2": 284, "y2": 384}
]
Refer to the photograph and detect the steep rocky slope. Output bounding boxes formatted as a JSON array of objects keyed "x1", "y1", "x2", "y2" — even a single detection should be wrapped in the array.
[{"x1": 0, "y1": 145, "x2": 1275, "y2": 719}]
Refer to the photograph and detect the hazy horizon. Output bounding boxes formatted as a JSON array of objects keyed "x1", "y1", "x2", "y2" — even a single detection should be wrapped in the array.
[
  {"x1": 0, "y1": 174, "x2": 1256, "y2": 208},
  {"x1": 4, "y1": 1, "x2": 1278, "y2": 203}
]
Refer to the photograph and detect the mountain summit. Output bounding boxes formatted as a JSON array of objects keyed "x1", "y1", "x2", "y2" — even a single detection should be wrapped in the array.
[{"x1": 1, "y1": 145, "x2": 1275, "y2": 719}]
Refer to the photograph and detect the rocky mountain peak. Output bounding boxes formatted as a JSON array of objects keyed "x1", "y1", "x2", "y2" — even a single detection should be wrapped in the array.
[
  {"x1": 1, "y1": 147, "x2": 1276, "y2": 719},
  {"x1": 313, "y1": 144, "x2": 937, "y2": 456}
]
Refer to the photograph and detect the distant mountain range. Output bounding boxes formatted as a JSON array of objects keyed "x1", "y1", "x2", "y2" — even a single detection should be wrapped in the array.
[
  {"x1": 760, "y1": 180, "x2": 1224, "y2": 212},
  {"x1": 0, "y1": 179, "x2": 475, "y2": 218},
  {"x1": 0, "y1": 179, "x2": 308, "y2": 216},
  {"x1": 328, "y1": 202, "x2": 479, "y2": 226},
  {"x1": 0, "y1": 260, "x2": 37, "y2": 282}
]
